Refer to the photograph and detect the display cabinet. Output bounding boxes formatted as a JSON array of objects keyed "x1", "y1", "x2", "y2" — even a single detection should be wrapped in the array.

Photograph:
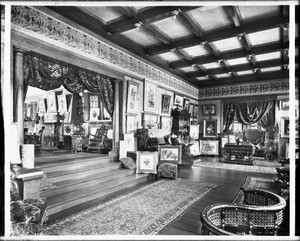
[
  {"x1": 171, "y1": 108, "x2": 190, "y2": 137},
  {"x1": 224, "y1": 143, "x2": 254, "y2": 165}
]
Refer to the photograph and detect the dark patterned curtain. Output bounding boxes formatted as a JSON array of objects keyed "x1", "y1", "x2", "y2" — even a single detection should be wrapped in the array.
[
  {"x1": 258, "y1": 101, "x2": 276, "y2": 129},
  {"x1": 24, "y1": 53, "x2": 114, "y2": 117},
  {"x1": 236, "y1": 101, "x2": 274, "y2": 127},
  {"x1": 223, "y1": 103, "x2": 235, "y2": 132}
]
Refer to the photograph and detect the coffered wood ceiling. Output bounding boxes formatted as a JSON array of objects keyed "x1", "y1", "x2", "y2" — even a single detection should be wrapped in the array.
[{"x1": 45, "y1": 5, "x2": 299, "y2": 89}]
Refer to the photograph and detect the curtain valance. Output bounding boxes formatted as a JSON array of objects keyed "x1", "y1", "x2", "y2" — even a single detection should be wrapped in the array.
[{"x1": 24, "y1": 53, "x2": 114, "y2": 117}]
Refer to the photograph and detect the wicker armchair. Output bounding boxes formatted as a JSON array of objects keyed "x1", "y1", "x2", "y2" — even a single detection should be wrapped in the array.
[{"x1": 201, "y1": 188, "x2": 286, "y2": 235}]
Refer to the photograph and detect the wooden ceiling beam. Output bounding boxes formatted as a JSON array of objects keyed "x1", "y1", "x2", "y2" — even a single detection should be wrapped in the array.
[
  {"x1": 145, "y1": 15, "x2": 289, "y2": 56},
  {"x1": 106, "y1": 6, "x2": 199, "y2": 35},
  {"x1": 187, "y1": 58, "x2": 286, "y2": 78},
  {"x1": 169, "y1": 40, "x2": 293, "y2": 69},
  {"x1": 223, "y1": 6, "x2": 243, "y2": 28}
]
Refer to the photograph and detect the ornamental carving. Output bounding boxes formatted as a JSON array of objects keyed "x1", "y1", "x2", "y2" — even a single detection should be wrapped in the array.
[
  {"x1": 10, "y1": 6, "x2": 198, "y2": 98},
  {"x1": 199, "y1": 80, "x2": 289, "y2": 99}
]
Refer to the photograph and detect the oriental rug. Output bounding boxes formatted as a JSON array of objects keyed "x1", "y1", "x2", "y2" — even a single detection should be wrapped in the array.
[
  {"x1": 232, "y1": 176, "x2": 278, "y2": 204},
  {"x1": 41, "y1": 179, "x2": 217, "y2": 235},
  {"x1": 193, "y1": 161, "x2": 277, "y2": 174}
]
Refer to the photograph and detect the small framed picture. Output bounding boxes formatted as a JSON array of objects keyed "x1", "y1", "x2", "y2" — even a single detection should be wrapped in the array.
[
  {"x1": 202, "y1": 104, "x2": 216, "y2": 116},
  {"x1": 280, "y1": 117, "x2": 289, "y2": 138},
  {"x1": 189, "y1": 103, "x2": 194, "y2": 116},
  {"x1": 203, "y1": 119, "x2": 217, "y2": 138},
  {"x1": 126, "y1": 115, "x2": 136, "y2": 133},
  {"x1": 47, "y1": 91, "x2": 57, "y2": 113},
  {"x1": 174, "y1": 94, "x2": 184, "y2": 108},
  {"x1": 136, "y1": 151, "x2": 158, "y2": 174},
  {"x1": 183, "y1": 98, "x2": 190, "y2": 111},
  {"x1": 161, "y1": 94, "x2": 172, "y2": 115},
  {"x1": 279, "y1": 100, "x2": 289, "y2": 111},
  {"x1": 158, "y1": 145, "x2": 182, "y2": 164},
  {"x1": 199, "y1": 140, "x2": 219, "y2": 156},
  {"x1": 127, "y1": 81, "x2": 139, "y2": 115},
  {"x1": 160, "y1": 116, "x2": 172, "y2": 132},
  {"x1": 193, "y1": 105, "x2": 199, "y2": 119},
  {"x1": 143, "y1": 113, "x2": 158, "y2": 129},
  {"x1": 189, "y1": 124, "x2": 199, "y2": 140},
  {"x1": 63, "y1": 123, "x2": 73, "y2": 136}
]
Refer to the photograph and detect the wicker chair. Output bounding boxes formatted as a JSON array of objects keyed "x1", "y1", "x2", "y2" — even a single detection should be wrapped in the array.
[{"x1": 201, "y1": 188, "x2": 286, "y2": 235}]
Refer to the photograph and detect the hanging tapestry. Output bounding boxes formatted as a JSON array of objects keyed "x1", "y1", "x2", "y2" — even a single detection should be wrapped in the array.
[{"x1": 23, "y1": 52, "x2": 114, "y2": 117}]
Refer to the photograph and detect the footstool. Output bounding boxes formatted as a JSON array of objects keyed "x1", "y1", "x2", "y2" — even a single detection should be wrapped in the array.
[{"x1": 157, "y1": 163, "x2": 178, "y2": 179}]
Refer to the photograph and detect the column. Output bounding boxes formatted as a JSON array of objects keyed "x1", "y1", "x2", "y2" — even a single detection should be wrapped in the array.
[
  {"x1": 109, "y1": 79, "x2": 120, "y2": 159},
  {"x1": 14, "y1": 47, "x2": 26, "y2": 144}
]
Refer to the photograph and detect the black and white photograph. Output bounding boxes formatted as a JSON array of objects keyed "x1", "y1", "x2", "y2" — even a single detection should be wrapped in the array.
[{"x1": 1, "y1": 2, "x2": 298, "y2": 240}]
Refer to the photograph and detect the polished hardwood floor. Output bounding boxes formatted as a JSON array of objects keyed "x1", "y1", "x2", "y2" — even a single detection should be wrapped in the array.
[{"x1": 45, "y1": 155, "x2": 286, "y2": 236}]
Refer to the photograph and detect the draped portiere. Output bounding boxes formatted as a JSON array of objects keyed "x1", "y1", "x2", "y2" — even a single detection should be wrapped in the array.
[
  {"x1": 23, "y1": 53, "x2": 114, "y2": 117},
  {"x1": 223, "y1": 103, "x2": 236, "y2": 132},
  {"x1": 257, "y1": 101, "x2": 276, "y2": 129},
  {"x1": 236, "y1": 101, "x2": 275, "y2": 128}
]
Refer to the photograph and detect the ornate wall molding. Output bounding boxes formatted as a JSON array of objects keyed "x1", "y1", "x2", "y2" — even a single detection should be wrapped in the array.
[
  {"x1": 198, "y1": 79, "x2": 289, "y2": 99},
  {"x1": 10, "y1": 6, "x2": 198, "y2": 99}
]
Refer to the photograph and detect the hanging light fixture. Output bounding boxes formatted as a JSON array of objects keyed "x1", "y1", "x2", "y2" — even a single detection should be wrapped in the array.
[
  {"x1": 134, "y1": 22, "x2": 143, "y2": 30},
  {"x1": 171, "y1": 9, "x2": 181, "y2": 19}
]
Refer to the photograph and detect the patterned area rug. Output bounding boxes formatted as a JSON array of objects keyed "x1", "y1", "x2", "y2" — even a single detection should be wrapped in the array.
[
  {"x1": 232, "y1": 176, "x2": 278, "y2": 204},
  {"x1": 41, "y1": 179, "x2": 217, "y2": 235},
  {"x1": 193, "y1": 161, "x2": 277, "y2": 174}
]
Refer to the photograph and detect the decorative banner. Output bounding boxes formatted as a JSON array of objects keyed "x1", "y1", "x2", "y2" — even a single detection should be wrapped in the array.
[
  {"x1": 57, "y1": 94, "x2": 67, "y2": 114},
  {"x1": 47, "y1": 91, "x2": 57, "y2": 113},
  {"x1": 38, "y1": 99, "x2": 46, "y2": 115}
]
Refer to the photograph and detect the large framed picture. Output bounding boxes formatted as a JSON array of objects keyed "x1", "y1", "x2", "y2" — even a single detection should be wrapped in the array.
[
  {"x1": 47, "y1": 91, "x2": 57, "y2": 113},
  {"x1": 190, "y1": 124, "x2": 199, "y2": 140},
  {"x1": 161, "y1": 94, "x2": 172, "y2": 115},
  {"x1": 143, "y1": 113, "x2": 158, "y2": 129},
  {"x1": 203, "y1": 119, "x2": 217, "y2": 138},
  {"x1": 281, "y1": 117, "x2": 289, "y2": 138},
  {"x1": 173, "y1": 94, "x2": 184, "y2": 108},
  {"x1": 202, "y1": 104, "x2": 216, "y2": 116},
  {"x1": 136, "y1": 151, "x2": 158, "y2": 174},
  {"x1": 160, "y1": 116, "x2": 172, "y2": 132},
  {"x1": 199, "y1": 140, "x2": 219, "y2": 156},
  {"x1": 127, "y1": 81, "x2": 139, "y2": 115},
  {"x1": 144, "y1": 80, "x2": 158, "y2": 113},
  {"x1": 158, "y1": 145, "x2": 182, "y2": 164},
  {"x1": 126, "y1": 115, "x2": 136, "y2": 133}
]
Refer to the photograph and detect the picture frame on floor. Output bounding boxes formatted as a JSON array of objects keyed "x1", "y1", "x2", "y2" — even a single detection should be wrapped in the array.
[
  {"x1": 136, "y1": 151, "x2": 158, "y2": 174},
  {"x1": 199, "y1": 140, "x2": 219, "y2": 156},
  {"x1": 158, "y1": 145, "x2": 182, "y2": 164},
  {"x1": 203, "y1": 119, "x2": 217, "y2": 138}
]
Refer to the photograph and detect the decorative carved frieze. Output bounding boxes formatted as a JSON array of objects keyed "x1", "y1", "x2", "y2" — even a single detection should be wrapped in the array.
[
  {"x1": 199, "y1": 80, "x2": 289, "y2": 99},
  {"x1": 10, "y1": 6, "x2": 198, "y2": 98}
]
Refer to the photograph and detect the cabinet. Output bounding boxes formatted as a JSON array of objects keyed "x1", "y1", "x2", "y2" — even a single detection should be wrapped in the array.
[
  {"x1": 224, "y1": 143, "x2": 254, "y2": 165},
  {"x1": 171, "y1": 108, "x2": 190, "y2": 137}
]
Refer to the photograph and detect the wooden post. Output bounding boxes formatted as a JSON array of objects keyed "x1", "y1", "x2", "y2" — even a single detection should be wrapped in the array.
[
  {"x1": 109, "y1": 79, "x2": 121, "y2": 160},
  {"x1": 14, "y1": 47, "x2": 26, "y2": 144}
]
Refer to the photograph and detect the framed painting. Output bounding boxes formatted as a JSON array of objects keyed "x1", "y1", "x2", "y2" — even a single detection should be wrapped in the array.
[
  {"x1": 47, "y1": 91, "x2": 57, "y2": 113},
  {"x1": 126, "y1": 115, "x2": 136, "y2": 133},
  {"x1": 203, "y1": 119, "x2": 217, "y2": 138},
  {"x1": 173, "y1": 94, "x2": 184, "y2": 108},
  {"x1": 193, "y1": 105, "x2": 199, "y2": 119},
  {"x1": 189, "y1": 141, "x2": 201, "y2": 156},
  {"x1": 57, "y1": 95, "x2": 67, "y2": 114},
  {"x1": 158, "y1": 145, "x2": 182, "y2": 164},
  {"x1": 143, "y1": 113, "x2": 158, "y2": 129},
  {"x1": 228, "y1": 134, "x2": 236, "y2": 143},
  {"x1": 136, "y1": 151, "x2": 158, "y2": 174},
  {"x1": 160, "y1": 116, "x2": 172, "y2": 132},
  {"x1": 202, "y1": 104, "x2": 216, "y2": 116},
  {"x1": 190, "y1": 124, "x2": 200, "y2": 140},
  {"x1": 281, "y1": 117, "x2": 289, "y2": 138},
  {"x1": 161, "y1": 94, "x2": 172, "y2": 114},
  {"x1": 63, "y1": 123, "x2": 73, "y2": 136},
  {"x1": 144, "y1": 81, "x2": 158, "y2": 113},
  {"x1": 199, "y1": 140, "x2": 219, "y2": 156},
  {"x1": 183, "y1": 98, "x2": 190, "y2": 111},
  {"x1": 127, "y1": 81, "x2": 139, "y2": 115}
]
